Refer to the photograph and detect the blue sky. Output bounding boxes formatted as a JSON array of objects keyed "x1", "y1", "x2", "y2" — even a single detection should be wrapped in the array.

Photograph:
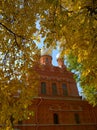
[{"x1": 52, "y1": 49, "x2": 59, "y2": 66}]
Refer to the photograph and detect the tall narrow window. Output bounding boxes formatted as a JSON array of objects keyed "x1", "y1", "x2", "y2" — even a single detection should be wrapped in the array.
[
  {"x1": 41, "y1": 82, "x2": 46, "y2": 94},
  {"x1": 62, "y1": 83, "x2": 68, "y2": 96},
  {"x1": 74, "y1": 113, "x2": 80, "y2": 124},
  {"x1": 53, "y1": 113, "x2": 59, "y2": 124},
  {"x1": 18, "y1": 120, "x2": 23, "y2": 125},
  {"x1": 46, "y1": 58, "x2": 48, "y2": 63},
  {"x1": 52, "y1": 83, "x2": 57, "y2": 95}
]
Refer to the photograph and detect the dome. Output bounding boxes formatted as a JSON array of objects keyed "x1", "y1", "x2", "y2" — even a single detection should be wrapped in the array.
[
  {"x1": 41, "y1": 46, "x2": 53, "y2": 56},
  {"x1": 56, "y1": 53, "x2": 60, "y2": 59}
]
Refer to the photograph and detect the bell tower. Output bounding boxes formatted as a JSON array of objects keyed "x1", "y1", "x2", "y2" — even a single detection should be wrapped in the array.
[
  {"x1": 40, "y1": 46, "x2": 53, "y2": 66},
  {"x1": 40, "y1": 55, "x2": 52, "y2": 66},
  {"x1": 56, "y1": 53, "x2": 66, "y2": 69}
]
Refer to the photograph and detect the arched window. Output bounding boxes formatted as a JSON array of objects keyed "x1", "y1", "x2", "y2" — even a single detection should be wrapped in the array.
[
  {"x1": 18, "y1": 120, "x2": 23, "y2": 124},
  {"x1": 74, "y1": 113, "x2": 80, "y2": 124},
  {"x1": 62, "y1": 83, "x2": 68, "y2": 96},
  {"x1": 53, "y1": 113, "x2": 59, "y2": 124},
  {"x1": 41, "y1": 82, "x2": 46, "y2": 94},
  {"x1": 46, "y1": 57, "x2": 48, "y2": 63},
  {"x1": 52, "y1": 83, "x2": 57, "y2": 95}
]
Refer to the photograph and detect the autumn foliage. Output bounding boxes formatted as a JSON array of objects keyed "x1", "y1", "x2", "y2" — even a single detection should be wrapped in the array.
[{"x1": 0, "y1": 0, "x2": 97, "y2": 129}]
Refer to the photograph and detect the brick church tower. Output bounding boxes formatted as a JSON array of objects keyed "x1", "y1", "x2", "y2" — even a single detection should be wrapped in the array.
[{"x1": 16, "y1": 47, "x2": 97, "y2": 130}]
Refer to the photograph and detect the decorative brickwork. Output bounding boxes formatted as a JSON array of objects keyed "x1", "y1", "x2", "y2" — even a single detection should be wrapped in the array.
[{"x1": 15, "y1": 54, "x2": 97, "y2": 130}]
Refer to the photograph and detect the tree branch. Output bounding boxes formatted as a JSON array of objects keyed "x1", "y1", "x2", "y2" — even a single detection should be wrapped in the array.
[{"x1": 0, "y1": 22, "x2": 24, "y2": 39}]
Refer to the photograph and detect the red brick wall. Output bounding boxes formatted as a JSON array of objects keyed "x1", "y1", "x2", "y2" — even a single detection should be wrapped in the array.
[{"x1": 15, "y1": 55, "x2": 97, "y2": 130}]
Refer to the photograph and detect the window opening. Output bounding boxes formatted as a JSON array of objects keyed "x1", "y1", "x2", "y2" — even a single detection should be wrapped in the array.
[
  {"x1": 41, "y1": 82, "x2": 46, "y2": 94},
  {"x1": 52, "y1": 83, "x2": 57, "y2": 95},
  {"x1": 74, "y1": 113, "x2": 80, "y2": 124},
  {"x1": 18, "y1": 120, "x2": 23, "y2": 124},
  {"x1": 62, "y1": 83, "x2": 68, "y2": 96},
  {"x1": 53, "y1": 113, "x2": 59, "y2": 124},
  {"x1": 46, "y1": 58, "x2": 48, "y2": 63}
]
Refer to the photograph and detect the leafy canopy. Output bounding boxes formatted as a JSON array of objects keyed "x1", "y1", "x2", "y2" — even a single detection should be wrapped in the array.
[
  {"x1": 0, "y1": 0, "x2": 40, "y2": 129},
  {"x1": 0, "y1": 1, "x2": 97, "y2": 129}
]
